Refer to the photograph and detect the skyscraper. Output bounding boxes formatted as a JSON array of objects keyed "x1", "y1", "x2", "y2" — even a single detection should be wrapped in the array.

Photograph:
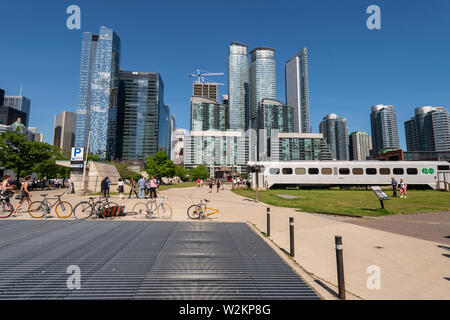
[
  {"x1": 228, "y1": 42, "x2": 249, "y2": 131},
  {"x1": 0, "y1": 89, "x2": 4, "y2": 106},
  {"x1": 370, "y1": 105, "x2": 400, "y2": 154},
  {"x1": 192, "y1": 83, "x2": 219, "y2": 101},
  {"x1": 349, "y1": 131, "x2": 372, "y2": 160},
  {"x1": 285, "y1": 48, "x2": 311, "y2": 133},
  {"x1": 249, "y1": 47, "x2": 277, "y2": 131},
  {"x1": 74, "y1": 26, "x2": 121, "y2": 160},
  {"x1": 190, "y1": 96, "x2": 229, "y2": 132},
  {"x1": 319, "y1": 114, "x2": 349, "y2": 160},
  {"x1": 3, "y1": 95, "x2": 31, "y2": 127},
  {"x1": 114, "y1": 71, "x2": 169, "y2": 161},
  {"x1": 405, "y1": 106, "x2": 450, "y2": 152},
  {"x1": 53, "y1": 111, "x2": 76, "y2": 151}
]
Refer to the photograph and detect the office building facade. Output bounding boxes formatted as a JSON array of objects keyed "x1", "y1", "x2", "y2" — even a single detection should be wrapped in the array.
[
  {"x1": 190, "y1": 96, "x2": 229, "y2": 131},
  {"x1": 285, "y1": 48, "x2": 311, "y2": 133},
  {"x1": 53, "y1": 111, "x2": 76, "y2": 151},
  {"x1": 370, "y1": 105, "x2": 400, "y2": 154},
  {"x1": 3, "y1": 96, "x2": 31, "y2": 127},
  {"x1": 74, "y1": 26, "x2": 121, "y2": 160},
  {"x1": 405, "y1": 106, "x2": 450, "y2": 152},
  {"x1": 0, "y1": 89, "x2": 4, "y2": 106},
  {"x1": 349, "y1": 131, "x2": 372, "y2": 160},
  {"x1": 228, "y1": 42, "x2": 249, "y2": 131},
  {"x1": 319, "y1": 114, "x2": 349, "y2": 160},
  {"x1": 172, "y1": 128, "x2": 187, "y2": 165},
  {"x1": 0, "y1": 106, "x2": 27, "y2": 126}
]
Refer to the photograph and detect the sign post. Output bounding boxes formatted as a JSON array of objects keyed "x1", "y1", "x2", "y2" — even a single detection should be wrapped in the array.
[{"x1": 370, "y1": 186, "x2": 390, "y2": 209}]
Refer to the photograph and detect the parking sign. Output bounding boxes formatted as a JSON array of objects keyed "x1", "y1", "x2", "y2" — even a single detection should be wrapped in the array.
[{"x1": 71, "y1": 147, "x2": 84, "y2": 161}]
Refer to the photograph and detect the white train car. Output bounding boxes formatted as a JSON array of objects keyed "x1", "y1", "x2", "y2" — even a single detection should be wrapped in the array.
[{"x1": 249, "y1": 161, "x2": 450, "y2": 190}]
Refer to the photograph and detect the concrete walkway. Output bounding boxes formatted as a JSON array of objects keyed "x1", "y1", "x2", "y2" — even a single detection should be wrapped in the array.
[{"x1": 6, "y1": 186, "x2": 450, "y2": 300}]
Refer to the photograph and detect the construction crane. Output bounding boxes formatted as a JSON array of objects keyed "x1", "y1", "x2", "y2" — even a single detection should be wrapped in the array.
[{"x1": 188, "y1": 69, "x2": 224, "y2": 85}]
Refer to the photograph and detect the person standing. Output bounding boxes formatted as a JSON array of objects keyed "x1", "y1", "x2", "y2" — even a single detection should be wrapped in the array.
[
  {"x1": 128, "y1": 179, "x2": 138, "y2": 199},
  {"x1": 137, "y1": 176, "x2": 146, "y2": 199},
  {"x1": 117, "y1": 178, "x2": 124, "y2": 199},
  {"x1": 149, "y1": 176, "x2": 158, "y2": 199},
  {"x1": 391, "y1": 177, "x2": 398, "y2": 197},
  {"x1": 197, "y1": 179, "x2": 201, "y2": 188},
  {"x1": 106, "y1": 177, "x2": 111, "y2": 198},
  {"x1": 100, "y1": 177, "x2": 109, "y2": 199},
  {"x1": 399, "y1": 178, "x2": 408, "y2": 199},
  {"x1": 216, "y1": 178, "x2": 221, "y2": 193},
  {"x1": 208, "y1": 179, "x2": 213, "y2": 193},
  {"x1": 12, "y1": 176, "x2": 32, "y2": 215}
]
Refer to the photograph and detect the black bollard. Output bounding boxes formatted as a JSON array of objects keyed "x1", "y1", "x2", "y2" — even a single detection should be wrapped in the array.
[
  {"x1": 266, "y1": 208, "x2": 271, "y2": 237},
  {"x1": 289, "y1": 217, "x2": 294, "y2": 257},
  {"x1": 335, "y1": 236, "x2": 346, "y2": 300}
]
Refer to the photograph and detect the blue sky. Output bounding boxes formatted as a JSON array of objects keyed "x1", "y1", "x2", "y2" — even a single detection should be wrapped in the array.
[{"x1": 1, "y1": 0, "x2": 449, "y2": 148}]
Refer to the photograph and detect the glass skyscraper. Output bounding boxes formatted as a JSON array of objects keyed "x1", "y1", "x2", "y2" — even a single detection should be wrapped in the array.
[
  {"x1": 319, "y1": 113, "x2": 349, "y2": 160},
  {"x1": 75, "y1": 26, "x2": 121, "y2": 160},
  {"x1": 190, "y1": 96, "x2": 229, "y2": 132},
  {"x1": 228, "y1": 42, "x2": 249, "y2": 131},
  {"x1": 285, "y1": 48, "x2": 311, "y2": 133},
  {"x1": 370, "y1": 105, "x2": 400, "y2": 154},
  {"x1": 249, "y1": 47, "x2": 277, "y2": 131},
  {"x1": 3, "y1": 96, "x2": 31, "y2": 127}
]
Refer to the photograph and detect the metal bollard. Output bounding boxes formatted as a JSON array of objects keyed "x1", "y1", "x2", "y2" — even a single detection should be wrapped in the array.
[
  {"x1": 289, "y1": 217, "x2": 294, "y2": 257},
  {"x1": 266, "y1": 208, "x2": 271, "y2": 237},
  {"x1": 335, "y1": 236, "x2": 346, "y2": 300}
]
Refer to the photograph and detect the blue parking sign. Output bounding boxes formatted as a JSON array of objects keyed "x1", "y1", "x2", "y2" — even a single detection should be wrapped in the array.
[{"x1": 71, "y1": 147, "x2": 84, "y2": 161}]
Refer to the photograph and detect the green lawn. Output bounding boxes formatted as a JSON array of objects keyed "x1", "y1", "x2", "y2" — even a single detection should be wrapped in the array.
[{"x1": 232, "y1": 188, "x2": 450, "y2": 217}]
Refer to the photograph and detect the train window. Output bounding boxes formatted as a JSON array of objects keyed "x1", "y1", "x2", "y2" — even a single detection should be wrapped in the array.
[
  {"x1": 282, "y1": 168, "x2": 293, "y2": 175},
  {"x1": 339, "y1": 168, "x2": 350, "y2": 175},
  {"x1": 407, "y1": 168, "x2": 418, "y2": 175},
  {"x1": 438, "y1": 165, "x2": 450, "y2": 171},
  {"x1": 366, "y1": 168, "x2": 377, "y2": 175},
  {"x1": 393, "y1": 168, "x2": 404, "y2": 175},
  {"x1": 379, "y1": 168, "x2": 390, "y2": 175},
  {"x1": 321, "y1": 168, "x2": 332, "y2": 175},
  {"x1": 352, "y1": 168, "x2": 363, "y2": 175},
  {"x1": 270, "y1": 168, "x2": 280, "y2": 175},
  {"x1": 295, "y1": 168, "x2": 306, "y2": 175},
  {"x1": 308, "y1": 168, "x2": 319, "y2": 175}
]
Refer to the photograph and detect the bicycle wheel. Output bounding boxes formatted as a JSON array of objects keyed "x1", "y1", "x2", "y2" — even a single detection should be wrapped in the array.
[
  {"x1": 0, "y1": 201, "x2": 13, "y2": 218},
  {"x1": 157, "y1": 203, "x2": 173, "y2": 219},
  {"x1": 187, "y1": 204, "x2": 202, "y2": 220},
  {"x1": 73, "y1": 202, "x2": 94, "y2": 219},
  {"x1": 28, "y1": 201, "x2": 45, "y2": 218},
  {"x1": 55, "y1": 201, "x2": 73, "y2": 218},
  {"x1": 132, "y1": 202, "x2": 148, "y2": 219}
]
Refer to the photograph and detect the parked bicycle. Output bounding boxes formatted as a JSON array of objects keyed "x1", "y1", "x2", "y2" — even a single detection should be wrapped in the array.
[
  {"x1": 0, "y1": 190, "x2": 14, "y2": 218},
  {"x1": 28, "y1": 193, "x2": 73, "y2": 218},
  {"x1": 187, "y1": 199, "x2": 219, "y2": 220},
  {"x1": 73, "y1": 196, "x2": 119, "y2": 219},
  {"x1": 133, "y1": 196, "x2": 173, "y2": 220}
]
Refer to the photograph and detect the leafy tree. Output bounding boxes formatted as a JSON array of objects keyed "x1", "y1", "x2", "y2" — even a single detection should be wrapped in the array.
[
  {"x1": 35, "y1": 158, "x2": 69, "y2": 179},
  {"x1": 174, "y1": 165, "x2": 189, "y2": 181},
  {"x1": 113, "y1": 162, "x2": 141, "y2": 180},
  {"x1": 189, "y1": 165, "x2": 209, "y2": 181},
  {"x1": 144, "y1": 151, "x2": 176, "y2": 179},
  {"x1": 0, "y1": 130, "x2": 54, "y2": 178}
]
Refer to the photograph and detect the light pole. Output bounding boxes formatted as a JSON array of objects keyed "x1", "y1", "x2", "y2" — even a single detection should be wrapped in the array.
[{"x1": 81, "y1": 131, "x2": 91, "y2": 195}]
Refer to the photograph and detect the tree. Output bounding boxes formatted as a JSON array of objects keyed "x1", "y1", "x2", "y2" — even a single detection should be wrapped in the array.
[
  {"x1": 0, "y1": 130, "x2": 54, "y2": 178},
  {"x1": 174, "y1": 165, "x2": 189, "y2": 181},
  {"x1": 112, "y1": 162, "x2": 141, "y2": 180},
  {"x1": 144, "y1": 151, "x2": 176, "y2": 179},
  {"x1": 189, "y1": 165, "x2": 209, "y2": 181}
]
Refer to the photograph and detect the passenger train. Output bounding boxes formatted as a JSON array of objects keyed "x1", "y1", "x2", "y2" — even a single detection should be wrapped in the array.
[{"x1": 248, "y1": 161, "x2": 450, "y2": 190}]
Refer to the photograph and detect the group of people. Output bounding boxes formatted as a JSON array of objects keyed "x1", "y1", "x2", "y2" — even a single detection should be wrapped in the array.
[
  {"x1": 391, "y1": 177, "x2": 408, "y2": 198},
  {"x1": 127, "y1": 176, "x2": 160, "y2": 199},
  {"x1": 195, "y1": 176, "x2": 250, "y2": 193},
  {"x1": 0, "y1": 175, "x2": 33, "y2": 215},
  {"x1": 231, "y1": 176, "x2": 248, "y2": 190}
]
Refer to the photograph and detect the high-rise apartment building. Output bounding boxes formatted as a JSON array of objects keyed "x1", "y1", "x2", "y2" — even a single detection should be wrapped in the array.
[
  {"x1": 192, "y1": 83, "x2": 218, "y2": 101},
  {"x1": 319, "y1": 114, "x2": 349, "y2": 160},
  {"x1": 228, "y1": 42, "x2": 249, "y2": 131},
  {"x1": 370, "y1": 105, "x2": 400, "y2": 154},
  {"x1": 113, "y1": 71, "x2": 170, "y2": 161},
  {"x1": 172, "y1": 128, "x2": 187, "y2": 165},
  {"x1": 349, "y1": 131, "x2": 372, "y2": 160},
  {"x1": 405, "y1": 106, "x2": 450, "y2": 152},
  {"x1": 249, "y1": 47, "x2": 277, "y2": 131},
  {"x1": 74, "y1": 26, "x2": 121, "y2": 160},
  {"x1": 3, "y1": 95, "x2": 31, "y2": 127},
  {"x1": 190, "y1": 96, "x2": 229, "y2": 132},
  {"x1": 285, "y1": 48, "x2": 311, "y2": 133},
  {"x1": 53, "y1": 111, "x2": 76, "y2": 151}
]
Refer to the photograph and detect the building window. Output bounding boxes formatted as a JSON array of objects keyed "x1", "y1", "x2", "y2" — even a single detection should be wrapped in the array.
[
  {"x1": 352, "y1": 168, "x2": 363, "y2": 175},
  {"x1": 393, "y1": 168, "x2": 404, "y2": 175},
  {"x1": 295, "y1": 168, "x2": 306, "y2": 175},
  {"x1": 407, "y1": 168, "x2": 418, "y2": 175},
  {"x1": 282, "y1": 168, "x2": 293, "y2": 175},
  {"x1": 308, "y1": 168, "x2": 319, "y2": 175},
  {"x1": 339, "y1": 168, "x2": 350, "y2": 175},
  {"x1": 270, "y1": 168, "x2": 280, "y2": 175},
  {"x1": 379, "y1": 168, "x2": 390, "y2": 175},
  {"x1": 321, "y1": 168, "x2": 332, "y2": 175},
  {"x1": 366, "y1": 168, "x2": 377, "y2": 175}
]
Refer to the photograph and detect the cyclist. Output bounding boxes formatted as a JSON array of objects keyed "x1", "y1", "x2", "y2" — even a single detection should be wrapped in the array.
[{"x1": 12, "y1": 176, "x2": 32, "y2": 215}]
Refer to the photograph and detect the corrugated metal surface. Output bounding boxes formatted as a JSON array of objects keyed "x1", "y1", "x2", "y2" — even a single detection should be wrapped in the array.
[{"x1": 0, "y1": 220, "x2": 319, "y2": 300}]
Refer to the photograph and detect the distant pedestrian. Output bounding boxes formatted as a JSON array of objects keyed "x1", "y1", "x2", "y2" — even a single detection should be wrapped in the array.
[
  {"x1": 100, "y1": 177, "x2": 109, "y2": 199},
  {"x1": 138, "y1": 177, "x2": 146, "y2": 199},
  {"x1": 399, "y1": 178, "x2": 407, "y2": 199},
  {"x1": 391, "y1": 177, "x2": 398, "y2": 197},
  {"x1": 12, "y1": 176, "x2": 32, "y2": 215},
  {"x1": 216, "y1": 178, "x2": 221, "y2": 193},
  {"x1": 128, "y1": 179, "x2": 138, "y2": 198},
  {"x1": 117, "y1": 178, "x2": 124, "y2": 199},
  {"x1": 208, "y1": 179, "x2": 213, "y2": 193},
  {"x1": 197, "y1": 179, "x2": 201, "y2": 188},
  {"x1": 149, "y1": 176, "x2": 158, "y2": 199}
]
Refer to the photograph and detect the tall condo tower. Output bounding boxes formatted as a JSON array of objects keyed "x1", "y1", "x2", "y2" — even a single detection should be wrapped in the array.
[
  {"x1": 319, "y1": 113, "x2": 349, "y2": 160},
  {"x1": 228, "y1": 42, "x2": 249, "y2": 131},
  {"x1": 285, "y1": 47, "x2": 311, "y2": 133},
  {"x1": 370, "y1": 105, "x2": 400, "y2": 154}
]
